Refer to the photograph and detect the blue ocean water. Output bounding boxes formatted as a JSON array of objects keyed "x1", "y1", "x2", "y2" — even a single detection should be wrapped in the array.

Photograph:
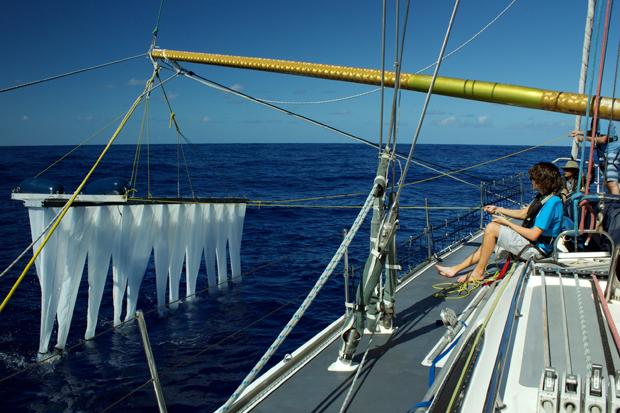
[{"x1": 0, "y1": 143, "x2": 566, "y2": 412}]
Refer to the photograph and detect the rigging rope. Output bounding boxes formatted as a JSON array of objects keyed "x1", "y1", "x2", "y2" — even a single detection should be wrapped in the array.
[
  {"x1": 218, "y1": 188, "x2": 376, "y2": 412},
  {"x1": 0, "y1": 53, "x2": 147, "y2": 94},
  {"x1": 34, "y1": 114, "x2": 125, "y2": 178},
  {"x1": 255, "y1": 0, "x2": 518, "y2": 105},
  {"x1": 378, "y1": 0, "x2": 387, "y2": 151},
  {"x1": 238, "y1": 133, "x2": 564, "y2": 207},
  {"x1": 391, "y1": 0, "x2": 460, "y2": 210},
  {"x1": 0, "y1": 70, "x2": 170, "y2": 313},
  {"x1": 584, "y1": 0, "x2": 614, "y2": 195},
  {"x1": 157, "y1": 72, "x2": 196, "y2": 198},
  {"x1": 169, "y1": 65, "x2": 481, "y2": 190}
]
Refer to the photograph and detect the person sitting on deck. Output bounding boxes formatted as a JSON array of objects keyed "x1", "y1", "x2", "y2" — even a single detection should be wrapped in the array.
[
  {"x1": 436, "y1": 162, "x2": 564, "y2": 283},
  {"x1": 561, "y1": 159, "x2": 580, "y2": 198}
]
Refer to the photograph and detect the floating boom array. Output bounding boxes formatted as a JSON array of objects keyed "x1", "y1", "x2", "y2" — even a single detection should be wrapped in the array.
[
  {"x1": 151, "y1": 48, "x2": 620, "y2": 121},
  {"x1": 14, "y1": 194, "x2": 246, "y2": 354}
]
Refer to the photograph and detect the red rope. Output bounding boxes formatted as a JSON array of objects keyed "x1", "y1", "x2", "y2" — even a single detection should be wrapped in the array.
[
  {"x1": 592, "y1": 274, "x2": 620, "y2": 355},
  {"x1": 483, "y1": 256, "x2": 511, "y2": 286},
  {"x1": 580, "y1": 0, "x2": 614, "y2": 231}
]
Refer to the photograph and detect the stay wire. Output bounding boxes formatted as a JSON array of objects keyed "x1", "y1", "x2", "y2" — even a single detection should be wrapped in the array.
[
  {"x1": 379, "y1": 0, "x2": 387, "y2": 151},
  {"x1": 0, "y1": 77, "x2": 177, "y2": 284},
  {"x1": 392, "y1": 0, "x2": 461, "y2": 209},
  {"x1": 0, "y1": 72, "x2": 178, "y2": 311},
  {"x1": 34, "y1": 114, "x2": 126, "y2": 178},
  {"x1": 0, "y1": 53, "x2": 147, "y2": 94},
  {"x1": 170, "y1": 66, "x2": 480, "y2": 190},
  {"x1": 156, "y1": 72, "x2": 196, "y2": 198}
]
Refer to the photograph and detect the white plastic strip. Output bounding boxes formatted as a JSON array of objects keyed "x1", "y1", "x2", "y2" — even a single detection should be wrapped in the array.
[{"x1": 24, "y1": 202, "x2": 246, "y2": 353}]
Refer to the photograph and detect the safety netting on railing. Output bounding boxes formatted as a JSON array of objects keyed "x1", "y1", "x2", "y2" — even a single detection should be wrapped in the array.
[{"x1": 398, "y1": 173, "x2": 525, "y2": 273}]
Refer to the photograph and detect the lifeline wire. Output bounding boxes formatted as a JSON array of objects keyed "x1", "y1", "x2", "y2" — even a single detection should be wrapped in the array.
[
  {"x1": 244, "y1": 133, "x2": 563, "y2": 206},
  {"x1": 0, "y1": 53, "x2": 147, "y2": 94}
]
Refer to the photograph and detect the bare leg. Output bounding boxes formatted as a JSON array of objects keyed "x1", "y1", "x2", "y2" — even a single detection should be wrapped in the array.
[
  {"x1": 458, "y1": 222, "x2": 501, "y2": 283},
  {"x1": 436, "y1": 248, "x2": 481, "y2": 277},
  {"x1": 607, "y1": 181, "x2": 620, "y2": 195}
]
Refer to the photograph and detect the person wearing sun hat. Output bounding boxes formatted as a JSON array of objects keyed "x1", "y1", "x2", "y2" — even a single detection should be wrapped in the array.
[{"x1": 561, "y1": 159, "x2": 579, "y2": 196}]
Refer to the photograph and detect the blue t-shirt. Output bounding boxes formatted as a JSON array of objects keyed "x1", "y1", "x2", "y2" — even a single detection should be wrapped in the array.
[{"x1": 533, "y1": 195, "x2": 563, "y2": 253}]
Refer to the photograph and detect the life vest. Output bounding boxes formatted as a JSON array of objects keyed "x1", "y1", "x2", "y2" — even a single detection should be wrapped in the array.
[
  {"x1": 522, "y1": 193, "x2": 554, "y2": 245},
  {"x1": 523, "y1": 194, "x2": 553, "y2": 229}
]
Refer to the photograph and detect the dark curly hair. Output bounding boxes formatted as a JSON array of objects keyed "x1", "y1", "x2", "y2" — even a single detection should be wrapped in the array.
[{"x1": 528, "y1": 162, "x2": 563, "y2": 195}]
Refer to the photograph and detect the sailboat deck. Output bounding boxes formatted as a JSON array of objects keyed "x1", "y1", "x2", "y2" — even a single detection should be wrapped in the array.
[{"x1": 239, "y1": 235, "x2": 486, "y2": 413}]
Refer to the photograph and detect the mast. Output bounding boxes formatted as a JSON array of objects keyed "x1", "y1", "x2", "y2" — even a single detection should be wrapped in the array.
[
  {"x1": 151, "y1": 48, "x2": 620, "y2": 121},
  {"x1": 572, "y1": 0, "x2": 597, "y2": 159}
]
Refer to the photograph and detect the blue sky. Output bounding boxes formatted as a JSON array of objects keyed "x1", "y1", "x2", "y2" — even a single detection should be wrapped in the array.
[{"x1": 0, "y1": 0, "x2": 618, "y2": 147}]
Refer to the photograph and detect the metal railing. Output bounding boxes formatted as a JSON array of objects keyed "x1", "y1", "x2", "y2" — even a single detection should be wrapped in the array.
[{"x1": 398, "y1": 173, "x2": 525, "y2": 272}]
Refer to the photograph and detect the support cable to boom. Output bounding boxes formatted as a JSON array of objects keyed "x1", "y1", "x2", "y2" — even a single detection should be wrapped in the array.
[
  {"x1": 167, "y1": 64, "x2": 481, "y2": 190},
  {"x1": 0, "y1": 70, "x2": 178, "y2": 312},
  {"x1": 157, "y1": 72, "x2": 196, "y2": 198}
]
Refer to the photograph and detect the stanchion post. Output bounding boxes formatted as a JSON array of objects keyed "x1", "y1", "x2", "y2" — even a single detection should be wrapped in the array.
[
  {"x1": 425, "y1": 198, "x2": 433, "y2": 259},
  {"x1": 480, "y1": 182, "x2": 485, "y2": 229},
  {"x1": 136, "y1": 310, "x2": 168, "y2": 413}
]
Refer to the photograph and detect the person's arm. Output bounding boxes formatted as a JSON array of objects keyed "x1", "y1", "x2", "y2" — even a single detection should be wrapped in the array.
[
  {"x1": 485, "y1": 204, "x2": 528, "y2": 219},
  {"x1": 570, "y1": 130, "x2": 609, "y2": 145},
  {"x1": 493, "y1": 216, "x2": 543, "y2": 241}
]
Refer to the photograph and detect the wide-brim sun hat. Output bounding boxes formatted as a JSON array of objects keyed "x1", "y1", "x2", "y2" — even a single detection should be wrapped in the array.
[{"x1": 562, "y1": 160, "x2": 579, "y2": 170}]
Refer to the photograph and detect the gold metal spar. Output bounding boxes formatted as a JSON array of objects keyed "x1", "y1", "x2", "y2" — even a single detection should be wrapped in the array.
[{"x1": 151, "y1": 48, "x2": 619, "y2": 121}]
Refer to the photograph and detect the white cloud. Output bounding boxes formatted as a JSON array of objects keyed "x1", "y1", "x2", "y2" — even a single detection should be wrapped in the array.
[
  {"x1": 127, "y1": 78, "x2": 146, "y2": 86},
  {"x1": 77, "y1": 115, "x2": 94, "y2": 121},
  {"x1": 21, "y1": 115, "x2": 29, "y2": 121},
  {"x1": 477, "y1": 115, "x2": 490, "y2": 125},
  {"x1": 439, "y1": 116, "x2": 456, "y2": 126},
  {"x1": 230, "y1": 83, "x2": 244, "y2": 91},
  {"x1": 202, "y1": 116, "x2": 211, "y2": 123}
]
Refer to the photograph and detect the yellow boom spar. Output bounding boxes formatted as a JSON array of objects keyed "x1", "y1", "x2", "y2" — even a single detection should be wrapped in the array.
[{"x1": 151, "y1": 48, "x2": 619, "y2": 121}]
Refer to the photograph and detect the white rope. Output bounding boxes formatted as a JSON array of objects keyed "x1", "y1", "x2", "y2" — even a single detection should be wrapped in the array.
[
  {"x1": 255, "y1": 0, "x2": 518, "y2": 105},
  {"x1": 217, "y1": 187, "x2": 376, "y2": 413}
]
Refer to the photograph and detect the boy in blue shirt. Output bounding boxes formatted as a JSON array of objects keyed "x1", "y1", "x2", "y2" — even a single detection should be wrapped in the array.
[{"x1": 436, "y1": 162, "x2": 564, "y2": 283}]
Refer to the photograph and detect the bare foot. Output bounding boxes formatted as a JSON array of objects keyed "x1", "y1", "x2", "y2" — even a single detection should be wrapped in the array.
[
  {"x1": 458, "y1": 270, "x2": 484, "y2": 283},
  {"x1": 436, "y1": 264, "x2": 458, "y2": 278}
]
